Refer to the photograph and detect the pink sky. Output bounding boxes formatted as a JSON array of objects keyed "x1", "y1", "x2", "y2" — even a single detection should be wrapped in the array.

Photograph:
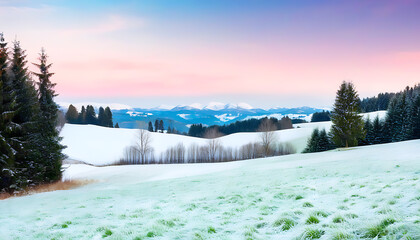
[{"x1": 1, "y1": 1, "x2": 419, "y2": 108}]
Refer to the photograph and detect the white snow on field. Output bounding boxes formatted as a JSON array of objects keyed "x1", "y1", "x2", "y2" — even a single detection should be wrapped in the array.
[
  {"x1": 59, "y1": 111, "x2": 387, "y2": 166},
  {"x1": 1, "y1": 140, "x2": 419, "y2": 239},
  {"x1": 361, "y1": 110, "x2": 387, "y2": 120},
  {"x1": 60, "y1": 123, "x2": 321, "y2": 166}
]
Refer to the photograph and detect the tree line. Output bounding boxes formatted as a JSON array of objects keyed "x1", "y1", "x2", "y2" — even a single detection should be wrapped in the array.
[
  {"x1": 0, "y1": 34, "x2": 64, "y2": 193},
  {"x1": 310, "y1": 110, "x2": 330, "y2": 122},
  {"x1": 65, "y1": 104, "x2": 117, "y2": 128},
  {"x1": 304, "y1": 82, "x2": 420, "y2": 153},
  {"x1": 188, "y1": 116, "x2": 293, "y2": 138},
  {"x1": 360, "y1": 92, "x2": 395, "y2": 113},
  {"x1": 119, "y1": 120, "x2": 296, "y2": 165}
]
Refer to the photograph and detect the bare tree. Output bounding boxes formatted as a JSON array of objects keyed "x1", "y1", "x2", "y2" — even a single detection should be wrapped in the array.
[
  {"x1": 135, "y1": 129, "x2": 153, "y2": 163},
  {"x1": 204, "y1": 128, "x2": 223, "y2": 162},
  {"x1": 258, "y1": 118, "x2": 277, "y2": 157}
]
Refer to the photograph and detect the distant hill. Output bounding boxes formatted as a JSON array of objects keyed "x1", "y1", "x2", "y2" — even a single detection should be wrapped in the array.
[{"x1": 59, "y1": 102, "x2": 329, "y2": 132}]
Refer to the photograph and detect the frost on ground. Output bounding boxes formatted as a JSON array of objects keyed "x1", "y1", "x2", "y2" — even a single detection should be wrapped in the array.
[{"x1": 1, "y1": 140, "x2": 419, "y2": 240}]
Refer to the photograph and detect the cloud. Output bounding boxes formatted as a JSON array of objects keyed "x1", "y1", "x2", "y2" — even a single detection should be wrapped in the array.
[
  {"x1": 0, "y1": 4, "x2": 54, "y2": 14},
  {"x1": 60, "y1": 15, "x2": 144, "y2": 36}
]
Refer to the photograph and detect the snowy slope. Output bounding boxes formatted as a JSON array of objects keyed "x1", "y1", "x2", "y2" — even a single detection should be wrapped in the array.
[
  {"x1": 2, "y1": 140, "x2": 419, "y2": 239},
  {"x1": 60, "y1": 111, "x2": 387, "y2": 166},
  {"x1": 60, "y1": 124, "x2": 319, "y2": 165}
]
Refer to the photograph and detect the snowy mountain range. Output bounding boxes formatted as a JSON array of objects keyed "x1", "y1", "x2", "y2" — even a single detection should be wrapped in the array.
[{"x1": 59, "y1": 102, "x2": 328, "y2": 132}]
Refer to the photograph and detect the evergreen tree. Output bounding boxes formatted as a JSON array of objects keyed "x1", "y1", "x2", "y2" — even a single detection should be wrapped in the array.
[
  {"x1": 148, "y1": 121, "x2": 154, "y2": 132},
  {"x1": 114, "y1": 122, "x2": 119, "y2": 128},
  {"x1": 412, "y1": 95, "x2": 420, "y2": 139},
  {"x1": 362, "y1": 117, "x2": 373, "y2": 145},
  {"x1": 65, "y1": 104, "x2": 79, "y2": 124},
  {"x1": 9, "y1": 40, "x2": 43, "y2": 187},
  {"x1": 154, "y1": 119, "x2": 159, "y2": 132},
  {"x1": 33, "y1": 48, "x2": 65, "y2": 181},
  {"x1": 303, "y1": 128, "x2": 320, "y2": 153},
  {"x1": 330, "y1": 81, "x2": 364, "y2": 147},
  {"x1": 0, "y1": 33, "x2": 16, "y2": 192},
  {"x1": 318, "y1": 129, "x2": 333, "y2": 151},
  {"x1": 78, "y1": 106, "x2": 86, "y2": 124},
  {"x1": 97, "y1": 107, "x2": 105, "y2": 126},
  {"x1": 104, "y1": 107, "x2": 113, "y2": 127},
  {"x1": 167, "y1": 126, "x2": 172, "y2": 134},
  {"x1": 371, "y1": 115, "x2": 383, "y2": 144},
  {"x1": 85, "y1": 105, "x2": 97, "y2": 125},
  {"x1": 311, "y1": 111, "x2": 331, "y2": 122},
  {"x1": 159, "y1": 120, "x2": 164, "y2": 133}
]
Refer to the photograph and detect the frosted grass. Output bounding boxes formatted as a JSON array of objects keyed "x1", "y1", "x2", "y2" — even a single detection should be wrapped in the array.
[{"x1": 1, "y1": 140, "x2": 419, "y2": 239}]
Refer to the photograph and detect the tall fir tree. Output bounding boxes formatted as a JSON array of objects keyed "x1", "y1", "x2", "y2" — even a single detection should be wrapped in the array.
[
  {"x1": 412, "y1": 95, "x2": 420, "y2": 139},
  {"x1": 148, "y1": 121, "x2": 154, "y2": 132},
  {"x1": 65, "y1": 104, "x2": 79, "y2": 123},
  {"x1": 371, "y1": 115, "x2": 383, "y2": 144},
  {"x1": 362, "y1": 117, "x2": 374, "y2": 145},
  {"x1": 97, "y1": 107, "x2": 105, "y2": 126},
  {"x1": 9, "y1": 40, "x2": 44, "y2": 187},
  {"x1": 0, "y1": 33, "x2": 16, "y2": 192},
  {"x1": 78, "y1": 106, "x2": 86, "y2": 124},
  {"x1": 32, "y1": 48, "x2": 65, "y2": 181},
  {"x1": 154, "y1": 119, "x2": 159, "y2": 132},
  {"x1": 85, "y1": 105, "x2": 97, "y2": 125},
  {"x1": 104, "y1": 107, "x2": 113, "y2": 127},
  {"x1": 330, "y1": 81, "x2": 364, "y2": 147},
  {"x1": 159, "y1": 120, "x2": 164, "y2": 133}
]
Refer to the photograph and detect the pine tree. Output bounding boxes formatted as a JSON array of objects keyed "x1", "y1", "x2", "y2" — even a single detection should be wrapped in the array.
[
  {"x1": 0, "y1": 33, "x2": 16, "y2": 192},
  {"x1": 318, "y1": 129, "x2": 333, "y2": 151},
  {"x1": 159, "y1": 120, "x2": 164, "y2": 133},
  {"x1": 412, "y1": 95, "x2": 420, "y2": 139},
  {"x1": 148, "y1": 121, "x2": 154, "y2": 132},
  {"x1": 78, "y1": 106, "x2": 86, "y2": 124},
  {"x1": 167, "y1": 126, "x2": 172, "y2": 134},
  {"x1": 65, "y1": 104, "x2": 79, "y2": 124},
  {"x1": 362, "y1": 117, "x2": 373, "y2": 145},
  {"x1": 303, "y1": 128, "x2": 320, "y2": 153},
  {"x1": 330, "y1": 81, "x2": 364, "y2": 147},
  {"x1": 97, "y1": 107, "x2": 105, "y2": 126},
  {"x1": 85, "y1": 105, "x2": 97, "y2": 125},
  {"x1": 371, "y1": 115, "x2": 383, "y2": 144},
  {"x1": 154, "y1": 119, "x2": 159, "y2": 132},
  {"x1": 9, "y1": 40, "x2": 44, "y2": 187},
  {"x1": 114, "y1": 122, "x2": 119, "y2": 128},
  {"x1": 104, "y1": 107, "x2": 113, "y2": 127},
  {"x1": 32, "y1": 48, "x2": 65, "y2": 182}
]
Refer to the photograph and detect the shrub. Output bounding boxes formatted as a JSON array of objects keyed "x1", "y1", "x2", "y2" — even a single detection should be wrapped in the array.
[
  {"x1": 306, "y1": 215, "x2": 320, "y2": 224},
  {"x1": 273, "y1": 218, "x2": 296, "y2": 231}
]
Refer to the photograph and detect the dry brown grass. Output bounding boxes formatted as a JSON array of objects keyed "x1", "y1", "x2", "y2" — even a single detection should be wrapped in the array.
[{"x1": 0, "y1": 180, "x2": 91, "y2": 200}]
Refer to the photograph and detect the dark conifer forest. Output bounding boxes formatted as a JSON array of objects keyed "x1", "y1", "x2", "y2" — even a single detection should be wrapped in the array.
[
  {"x1": 304, "y1": 82, "x2": 420, "y2": 153},
  {"x1": 188, "y1": 116, "x2": 293, "y2": 137},
  {"x1": 0, "y1": 34, "x2": 65, "y2": 193},
  {"x1": 65, "y1": 104, "x2": 114, "y2": 128}
]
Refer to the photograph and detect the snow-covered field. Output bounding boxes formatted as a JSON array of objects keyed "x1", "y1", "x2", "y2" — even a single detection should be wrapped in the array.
[
  {"x1": 60, "y1": 111, "x2": 387, "y2": 166},
  {"x1": 60, "y1": 124, "x2": 322, "y2": 166},
  {"x1": 1, "y1": 140, "x2": 419, "y2": 239}
]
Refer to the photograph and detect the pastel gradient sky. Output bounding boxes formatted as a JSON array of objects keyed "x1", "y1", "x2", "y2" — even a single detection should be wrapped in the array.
[{"x1": 1, "y1": 0, "x2": 420, "y2": 108}]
